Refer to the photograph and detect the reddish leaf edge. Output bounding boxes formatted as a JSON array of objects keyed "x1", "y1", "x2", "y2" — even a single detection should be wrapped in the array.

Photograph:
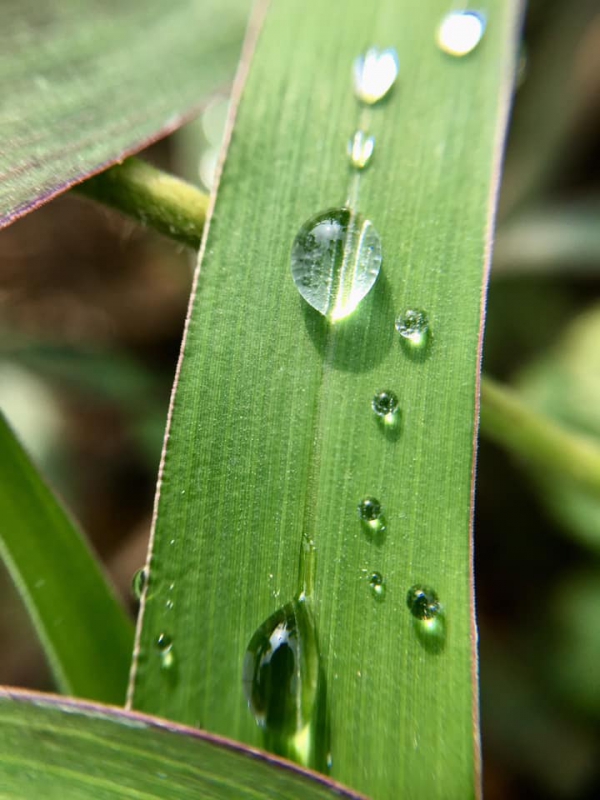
[
  {"x1": 0, "y1": 96, "x2": 220, "y2": 232},
  {"x1": 0, "y1": 686, "x2": 369, "y2": 800}
]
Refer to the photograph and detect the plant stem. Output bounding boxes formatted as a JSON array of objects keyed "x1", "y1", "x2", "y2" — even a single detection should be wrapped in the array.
[
  {"x1": 76, "y1": 157, "x2": 209, "y2": 249},
  {"x1": 480, "y1": 376, "x2": 600, "y2": 496}
]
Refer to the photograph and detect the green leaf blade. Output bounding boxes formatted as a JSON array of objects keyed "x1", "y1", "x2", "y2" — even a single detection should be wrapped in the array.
[
  {"x1": 0, "y1": 0, "x2": 251, "y2": 227},
  {"x1": 0, "y1": 414, "x2": 134, "y2": 703},
  {"x1": 130, "y1": 1, "x2": 520, "y2": 797},
  {"x1": 0, "y1": 690, "x2": 366, "y2": 799}
]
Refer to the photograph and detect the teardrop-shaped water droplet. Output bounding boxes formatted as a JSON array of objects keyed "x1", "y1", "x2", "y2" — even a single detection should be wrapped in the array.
[
  {"x1": 156, "y1": 632, "x2": 175, "y2": 671},
  {"x1": 436, "y1": 10, "x2": 486, "y2": 57},
  {"x1": 291, "y1": 208, "x2": 382, "y2": 322},
  {"x1": 406, "y1": 585, "x2": 446, "y2": 654},
  {"x1": 353, "y1": 47, "x2": 399, "y2": 104},
  {"x1": 243, "y1": 597, "x2": 319, "y2": 741},
  {"x1": 131, "y1": 568, "x2": 146, "y2": 601},
  {"x1": 348, "y1": 130, "x2": 375, "y2": 169},
  {"x1": 395, "y1": 308, "x2": 430, "y2": 348},
  {"x1": 369, "y1": 571, "x2": 386, "y2": 601}
]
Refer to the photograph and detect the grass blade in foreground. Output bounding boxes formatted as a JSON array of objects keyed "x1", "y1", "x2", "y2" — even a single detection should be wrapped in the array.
[
  {"x1": 0, "y1": 0, "x2": 250, "y2": 228},
  {"x1": 0, "y1": 690, "x2": 365, "y2": 800},
  {"x1": 130, "y1": 2, "x2": 520, "y2": 797},
  {"x1": 0, "y1": 414, "x2": 133, "y2": 703}
]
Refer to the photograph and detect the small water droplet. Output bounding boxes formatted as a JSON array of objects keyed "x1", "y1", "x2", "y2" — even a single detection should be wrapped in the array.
[
  {"x1": 369, "y1": 571, "x2": 386, "y2": 601},
  {"x1": 395, "y1": 308, "x2": 430, "y2": 349},
  {"x1": 348, "y1": 130, "x2": 375, "y2": 169},
  {"x1": 358, "y1": 497, "x2": 387, "y2": 543},
  {"x1": 291, "y1": 208, "x2": 382, "y2": 321},
  {"x1": 243, "y1": 597, "x2": 320, "y2": 765},
  {"x1": 406, "y1": 585, "x2": 446, "y2": 654},
  {"x1": 131, "y1": 568, "x2": 146, "y2": 601},
  {"x1": 165, "y1": 599, "x2": 174, "y2": 610},
  {"x1": 353, "y1": 47, "x2": 399, "y2": 104},
  {"x1": 436, "y1": 10, "x2": 486, "y2": 57},
  {"x1": 372, "y1": 390, "x2": 400, "y2": 421},
  {"x1": 156, "y1": 633, "x2": 175, "y2": 670}
]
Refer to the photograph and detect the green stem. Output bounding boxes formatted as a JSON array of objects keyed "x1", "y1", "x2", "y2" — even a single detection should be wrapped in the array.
[
  {"x1": 480, "y1": 376, "x2": 600, "y2": 496},
  {"x1": 75, "y1": 157, "x2": 209, "y2": 249}
]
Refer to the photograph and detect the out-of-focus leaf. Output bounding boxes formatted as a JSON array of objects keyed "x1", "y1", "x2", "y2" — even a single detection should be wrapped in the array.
[
  {"x1": 0, "y1": 689, "x2": 366, "y2": 800},
  {"x1": 517, "y1": 305, "x2": 600, "y2": 551},
  {"x1": 0, "y1": 412, "x2": 134, "y2": 703},
  {"x1": 0, "y1": 0, "x2": 251, "y2": 228}
]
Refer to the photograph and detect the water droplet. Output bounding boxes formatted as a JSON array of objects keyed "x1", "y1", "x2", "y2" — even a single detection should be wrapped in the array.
[
  {"x1": 369, "y1": 572, "x2": 386, "y2": 601},
  {"x1": 395, "y1": 308, "x2": 430, "y2": 349},
  {"x1": 291, "y1": 208, "x2": 382, "y2": 322},
  {"x1": 436, "y1": 10, "x2": 486, "y2": 57},
  {"x1": 156, "y1": 633, "x2": 175, "y2": 670},
  {"x1": 131, "y1": 568, "x2": 146, "y2": 601},
  {"x1": 406, "y1": 585, "x2": 446, "y2": 654},
  {"x1": 165, "y1": 599, "x2": 174, "y2": 610},
  {"x1": 358, "y1": 497, "x2": 387, "y2": 542},
  {"x1": 353, "y1": 47, "x2": 399, "y2": 104},
  {"x1": 406, "y1": 585, "x2": 440, "y2": 619},
  {"x1": 372, "y1": 390, "x2": 399, "y2": 421},
  {"x1": 243, "y1": 597, "x2": 320, "y2": 765},
  {"x1": 348, "y1": 130, "x2": 375, "y2": 169}
]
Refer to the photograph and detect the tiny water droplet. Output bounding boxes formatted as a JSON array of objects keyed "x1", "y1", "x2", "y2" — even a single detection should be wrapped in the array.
[
  {"x1": 358, "y1": 497, "x2": 387, "y2": 542},
  {"x1": 131, "y1": 568, "x2": 146, "y2": 601},
  {"x1": 348, "y1": 130, "x2": 375, "y2": 169},
  {"x1": 395, "y1": 309, "x2": 430, "y2": 348},
  {"x1": 436, "y1": 10, "x2": 486, "y2": 57},
  {"x1": 156, "y1": 632, "x2": 175, "y2": 670},
  {"x1": 243, "y1": 597, "x2": 322, "y2": 767},
  {"x1": 353, "y1": 47, "x2": 399, "y2": 105},
  {"x1": 291, "y1": 208, "x2": 382, "y2": 321},
  {"x1": 406, "y1": 585, "x2": 446, "y2": 654},
  {"x1": 369, "y1": 571, "x2": 386, "y2": 601},
  {"x1": 165, "y1": 599, "x2": 174, "y2": 610},
  {"x1": 372, "y1": 390, "x2": 400, "y2": 421}
]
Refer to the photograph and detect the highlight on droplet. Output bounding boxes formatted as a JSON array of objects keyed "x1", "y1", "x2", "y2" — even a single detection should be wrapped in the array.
[{"x1": 436, "y1": 10, "x2": 486, "y2": 57}]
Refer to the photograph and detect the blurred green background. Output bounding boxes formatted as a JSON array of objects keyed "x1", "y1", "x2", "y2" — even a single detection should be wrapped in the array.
[{"x1": 0, "y1": 1, "x2": 598, "y2": 797}]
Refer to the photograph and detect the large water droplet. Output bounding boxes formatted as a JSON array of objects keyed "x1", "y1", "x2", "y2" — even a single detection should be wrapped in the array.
[
  {"x1": 395, "y1": 308, "x2": 430, "y2": 349},
  {"x1": 131, "y1": 568, "x2": 146, "y2": 601},
  {"x1": 353, "y1": 47, "x2": 399, "y2": 104},
  {"x1": 369, "y1": 571, "x2": 386, "y2": 601},
  {"x1": 156, "y1": 632, "x2": 175, "y2": 671},
  {"x1": 291, "y1": 208, "x2": 382, "y2": 322},
  {"x1": 243, "y1": 597, "x2": 319, "y2": 743},
  {"x1": 348, "y1": 130, "x2": 375, "y2": 169},
  {"x1": 406, "y1": 585, "x2": 446, "y2": 654},
  {"x1": 436, "y1": 10, "x2": 486, "y2": 57}
]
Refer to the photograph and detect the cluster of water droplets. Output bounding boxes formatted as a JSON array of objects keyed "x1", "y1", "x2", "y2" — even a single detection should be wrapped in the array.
[{"x1": 242, "y1": 8, "x2": 488, "y2": 768}]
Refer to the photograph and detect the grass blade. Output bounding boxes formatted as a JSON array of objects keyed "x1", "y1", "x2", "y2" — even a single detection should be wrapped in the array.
[
  {"x1": 0, "y1": 689, "x2": 366, "y2": 799},
  {"x1": 130, "y1": 1, "x2": 520, "y2": 797},
  {"x1": 0, "y1": 413, "x2": 133, "y2": 703},
  {"x1": 0, "y1": 0, "x2": 251, "y2": 228}
]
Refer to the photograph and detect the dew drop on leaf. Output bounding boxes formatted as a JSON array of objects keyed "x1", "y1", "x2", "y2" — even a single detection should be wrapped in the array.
[
  {"x1": 372, "y1": 390, "x2": 399, "y2": 421},
  {"x1": 291, "y1": 207, "x2": 382, "y2": 322},
  {"x1": 353, "y1": 47, "x2": 399, "y2": 104},
  {"x1": 348, "y1": 130, "x2": 375, "y2": 169},
  {"x1": 156, "y1": 632, "x2": 175, "y2": 670},
  {"x1": 436, "y1": 10, "x2": 486, "y2": 57},
  {"x1": 395, "y1": 308, "x2": 430, "y2": 348},
  {"x1": 369, "y1": 571, "x2": 386, "y2": 601},
  {"x1": 358, "y1": 497, "x2": 387, "y2": 541},
  {"x1": 406, "y1": 585, "x2": 446, "y2": 654},
  {"x1": 131, "y1": 568, "x2": 146, "y2": 601}
]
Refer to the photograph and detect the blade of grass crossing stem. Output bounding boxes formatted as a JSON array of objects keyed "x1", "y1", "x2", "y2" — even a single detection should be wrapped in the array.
[
  {"x1": 130, "y1": 2, "x2": 520, "y2": 797},
  {"x1": 0, "y1": 690, "x2": 366, "y2": 800},
  {"x1": 0, "y1": 414, "x2": 133, "y2": 703}
]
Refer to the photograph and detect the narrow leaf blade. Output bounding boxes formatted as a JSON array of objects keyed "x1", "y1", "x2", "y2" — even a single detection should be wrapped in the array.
[
  {"x1": 131, "y1": 1, "x2": 520, "y2": 797},
  {"x1": 0, "y1": 0, "x2": 251, "y2": 227},
  {"x1": 0, "y1": 689, "x2": 366, "y2": 800},
  {"x1": 0, "y1": 413, "x2": 133, "y2": 703}
]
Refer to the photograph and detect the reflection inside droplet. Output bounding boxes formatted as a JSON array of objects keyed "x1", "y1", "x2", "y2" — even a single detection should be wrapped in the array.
[{"x1": 348, "y1": 130, "x2": 375, "y2": 169}]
